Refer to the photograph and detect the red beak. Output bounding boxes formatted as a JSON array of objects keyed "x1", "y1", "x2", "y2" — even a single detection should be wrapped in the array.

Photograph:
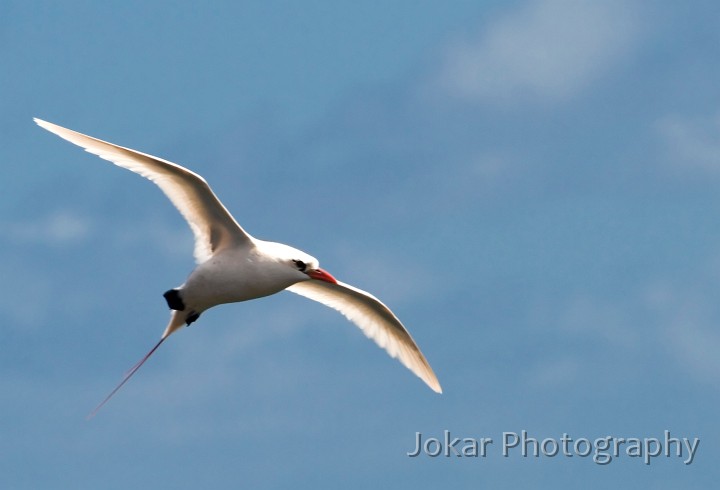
[{"x1": 307, "y1": 268, "x2": 337, "y2": 284}]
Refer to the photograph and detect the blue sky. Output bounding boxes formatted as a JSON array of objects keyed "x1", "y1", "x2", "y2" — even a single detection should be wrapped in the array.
[{"x1": 2, "y1": 0, "x2": 719, "y2": 487}]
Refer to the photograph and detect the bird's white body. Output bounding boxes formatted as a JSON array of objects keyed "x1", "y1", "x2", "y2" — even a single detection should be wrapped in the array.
[
  {"x1": 34, "y1": 118, "x2": 442, "y2": 415},
  {"x1": 183, "y1": 242, "x2": 296, "y2": 306},
  {"x1": 167, "y1": 240, "x2": 314, "y2": 334}
]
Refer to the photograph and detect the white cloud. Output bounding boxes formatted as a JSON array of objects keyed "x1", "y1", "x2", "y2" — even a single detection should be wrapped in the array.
[
  {"x1": 644, "y1": 281, "x2": 720, "y2": 382},
  {"x1": 3, "y1": 208, "x2": 194, "y2": 260},
  {"x1": 525, "y1": 356, "x2": 580, "y2": 388},
  {"x1": 529, "y1": 275, "x2": 720, "y2": 386},
  {"x1": 655, "y1": 112, "x2": 720, "y2": 174},
  {"x1": 663, "y1": 321, "x2": 720, "y2": 380},
  {"x1": 5, "y1": 209, "x2": 91, "y2": 246},
  {"x1": 435, "y1": 0, "x2": 640, "y2": 104},
  {"x1": 552, "y1": 294, "x2": 638, "y2": 348}
]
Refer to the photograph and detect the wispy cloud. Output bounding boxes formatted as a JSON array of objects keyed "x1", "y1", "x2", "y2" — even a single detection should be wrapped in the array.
[
  {"x1": 525, "y1": 356, "x2": 580, "y2": 388},
  {"x1": 434, "y1": 0, "x2": 640, "y2": 104},
  {"x1": 4, "y1": 209, "x2": 91, "y2": 246},
  {"x1": 644, "y1": 280, "x2": 720, "y2": 383},
  {"x1": 656, "y1": 111, "x2": 720, "y2": 174},
  {"x1": 526, "y1": 270, "x2": 720, "y2": 388}
]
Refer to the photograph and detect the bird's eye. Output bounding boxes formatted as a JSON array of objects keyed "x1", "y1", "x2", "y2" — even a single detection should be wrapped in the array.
[{"x1": 293, "y1": 259, "x2": 307, "y2": 272}]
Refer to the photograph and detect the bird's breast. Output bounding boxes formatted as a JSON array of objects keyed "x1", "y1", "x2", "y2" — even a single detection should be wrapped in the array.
[{"x1": 180, "y1": 254, "x2": 298, "y2": 310}]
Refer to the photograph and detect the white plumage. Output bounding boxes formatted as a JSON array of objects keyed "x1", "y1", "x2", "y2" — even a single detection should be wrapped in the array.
[{"x1": 35, "y1": 118, "x2": 442, "y2": 416}]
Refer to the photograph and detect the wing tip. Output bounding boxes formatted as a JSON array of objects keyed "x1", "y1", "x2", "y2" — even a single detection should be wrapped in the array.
[
  {"x1": 423, "y1": 373, "x2": 443, "y2": 394},
  {"x1": 34, "y1": 117, "x2": 61, "y2": 135}
]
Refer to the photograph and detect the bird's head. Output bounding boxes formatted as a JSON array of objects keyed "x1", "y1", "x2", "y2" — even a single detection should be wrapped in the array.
[
  {"x1": 259, "y1": 241, "x2": 338, "y2": 284},
  {"x1": 290, "y1": 257, "x2": 337, "y2": 284}
]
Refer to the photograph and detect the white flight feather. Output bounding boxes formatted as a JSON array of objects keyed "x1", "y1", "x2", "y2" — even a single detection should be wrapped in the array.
[
  {"x1": 35, "y1": 118, "x2": 442, "y2": 395},
  {"x1": 33, "y1": 118, "x2": 252, "y2": 263},
  {"x1": 287, "y1": 280, "x2": 442, "y2": 393}
]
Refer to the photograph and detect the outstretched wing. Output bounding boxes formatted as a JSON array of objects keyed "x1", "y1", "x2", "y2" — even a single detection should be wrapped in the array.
[
  {"x1": 35, "y1": 118, "x2": 252, "y2": 263},
  {"x1": 287, "y1": 279, "x2": 442, "y2": 393}
]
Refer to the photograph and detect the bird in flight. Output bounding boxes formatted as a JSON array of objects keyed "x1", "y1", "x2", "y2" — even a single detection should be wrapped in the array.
[{"x1": 35, "y1": 118, "x2": 442, "y2": 417}]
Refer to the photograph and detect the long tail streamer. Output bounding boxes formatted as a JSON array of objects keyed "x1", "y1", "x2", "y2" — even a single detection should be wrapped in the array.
[{"x1": 87, "y1": 337, "x2": 167, "y2": 419}]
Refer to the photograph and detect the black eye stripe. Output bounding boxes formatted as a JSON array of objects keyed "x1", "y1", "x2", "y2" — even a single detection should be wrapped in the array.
[{"x1": 293, "y1": 259, "x2": 307, "y2": 272}]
